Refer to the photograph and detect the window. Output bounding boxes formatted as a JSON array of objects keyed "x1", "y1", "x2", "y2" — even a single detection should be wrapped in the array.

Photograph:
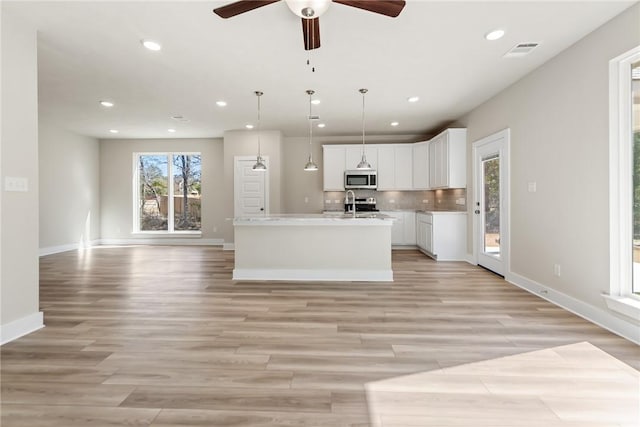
[
  {"x1": 134, "y1": 153, "x2": 202, "y2": 233},
  {"x1": 606, "y1": 46, "x2": 640, "y2": 318}
]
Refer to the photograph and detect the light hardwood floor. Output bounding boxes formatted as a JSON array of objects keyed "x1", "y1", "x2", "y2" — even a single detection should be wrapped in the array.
[{"x1": 1, "y1": 246, "x2": 638, "y2": 426}]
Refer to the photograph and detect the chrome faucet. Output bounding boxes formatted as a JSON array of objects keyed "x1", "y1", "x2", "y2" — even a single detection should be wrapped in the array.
[{"x1": 345, "y1": 189, "x2": 356, "y2": 218}]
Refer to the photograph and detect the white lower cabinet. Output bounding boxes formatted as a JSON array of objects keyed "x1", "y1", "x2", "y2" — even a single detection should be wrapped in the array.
[
  {"x1": 381, "y1": 211, "x2": 416, "y2": 246},
  {"x1": 416, "y1": 211, "x2": 467, "y2": 260}
]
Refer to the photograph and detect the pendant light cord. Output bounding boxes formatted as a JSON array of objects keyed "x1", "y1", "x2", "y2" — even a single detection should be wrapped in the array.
[
  {"x1": 361, "y1": 89, "x2": 366, "y2": 156},
  {"x1": 309, "y1": 91, "x2": 313, "y2": 157},
  {"x1": 256, "y1": 91, "x2": 262, "y2": 157}
]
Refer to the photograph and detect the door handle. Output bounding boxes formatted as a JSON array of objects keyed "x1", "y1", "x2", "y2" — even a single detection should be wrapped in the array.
[{"x1": 474, "y1": 209, "x2": 480, "y2": 214}]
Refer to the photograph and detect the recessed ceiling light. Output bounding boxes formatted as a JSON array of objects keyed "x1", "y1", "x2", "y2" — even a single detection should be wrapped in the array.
[
  {"x1": 168, "y1": 128, "x2": 176, "y2": 133},
  {"x1": 245, "y1": 124, "x2": 254, "y2": 129},
  {"x1": 216, "y1": 101, "x2": 227, "y2": 107},
  {"x1": 141, "y1": 39, "x2": 162, "y2": 51},
  {"x1": 391, "y1": 121, "x2": 399, "y2": 127},
  {"x1": 100, "y1": 100, "x2": 114, "y2": 107},
  {"x1": 317, "y1": 123, "x2": 326, "y2": 128},
  {"x1": 485, "y1": 29, "x2": 505, "y2": 41},
  {"x1": 407, "y1": 96, "x2": 419, "y2": 103},
  {"x1": 109, "y1": 129, "x2": 119, "y2": 134},
  {"x1": 311, "y1": 99, "x2": 321, "y2": 105}
]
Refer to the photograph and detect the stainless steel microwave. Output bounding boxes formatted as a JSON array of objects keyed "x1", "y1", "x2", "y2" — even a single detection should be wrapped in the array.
[{"x1": 344, "y1": 170, "x2": 377, "y2": 190}]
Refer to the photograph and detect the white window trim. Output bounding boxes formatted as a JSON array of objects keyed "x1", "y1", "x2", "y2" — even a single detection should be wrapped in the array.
[
  {"x1": 606, "y1": 45, "x2": 640, "y2": 319},
  {"x1": 133, "y1": 152, "x2": 202, "y2": 235}
]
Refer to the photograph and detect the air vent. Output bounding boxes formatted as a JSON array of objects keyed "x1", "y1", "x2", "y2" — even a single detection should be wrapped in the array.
[
  {"x1": 308, "y1": 115, "x2": 320, "y2": 120},
  {"x1": 503, "y1": 42, "x2": 540, "y2": 58}
]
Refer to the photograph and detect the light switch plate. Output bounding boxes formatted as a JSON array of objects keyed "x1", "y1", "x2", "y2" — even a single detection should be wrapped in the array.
[
  {"x1": 4, "y1": 176, "x2": 29, "y2": 192},
  {"x1": 528, "y1": 182, "x2": 537, "y2": 193}
]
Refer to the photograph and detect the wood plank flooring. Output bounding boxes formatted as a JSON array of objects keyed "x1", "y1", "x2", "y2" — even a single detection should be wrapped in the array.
[{"x1": 1, "y1": 246, "x2": 638, "y2": 426}]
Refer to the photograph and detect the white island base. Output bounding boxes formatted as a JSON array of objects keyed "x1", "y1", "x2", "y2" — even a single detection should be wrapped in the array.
[{"x1": 233, "y1": 215, "x2": 393, "y2": 282}]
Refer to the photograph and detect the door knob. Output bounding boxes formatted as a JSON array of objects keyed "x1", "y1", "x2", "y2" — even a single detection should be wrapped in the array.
[
  {"x1": 260, "y1": 208, "x2": 264, "y2": 211},
  {"x1": 474, "y1": 209, "x2": 480, "y2": 214}
]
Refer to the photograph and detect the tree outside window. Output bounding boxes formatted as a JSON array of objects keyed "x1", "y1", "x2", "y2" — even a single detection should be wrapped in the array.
[{"x1": 136, "y1": 153, "x2": 201, "y2": 233}]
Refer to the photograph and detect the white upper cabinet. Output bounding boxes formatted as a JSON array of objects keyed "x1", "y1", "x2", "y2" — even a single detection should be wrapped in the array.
[
  {"x1": 376, "y1": 145, "x2": 395, "y2": 190},
  {"x1": 395, "y1": 144, "x2": 413, "y2": 190},
  {"x1": 345, "y1": 145, "x2": 378, "y2": 171},
  {"x1": 412, "y1": 141, "x2": 429, "y2": 190},
  {"x1": 322, "y1": 145, "x2": 346, "y2": 191},
  {"x1": 429, "y1": 128, "x2": 467, "y2": 189},
  {"x1": 377, "y1": 144, "x2": 413, "y2": 191}
]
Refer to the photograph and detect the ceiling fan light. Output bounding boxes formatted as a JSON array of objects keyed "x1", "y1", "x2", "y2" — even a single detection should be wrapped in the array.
[{"x1": 285, "y1": 0, "x2": 331, "y2": 18}]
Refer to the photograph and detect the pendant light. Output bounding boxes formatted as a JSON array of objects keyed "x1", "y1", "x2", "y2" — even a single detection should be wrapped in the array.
[
  {"x1": 356, "y1": 88, "x2": 371, "y2": 170},
  {"x1": 304, "y1": 90, "x2": 319, "y2": 171},
  {"x1": 252, "y1": 91, "x2": 267, "y2": 171}
]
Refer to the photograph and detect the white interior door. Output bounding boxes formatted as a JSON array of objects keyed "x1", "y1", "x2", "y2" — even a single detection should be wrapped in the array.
[
  {"x1": 473, "y1": 129, "x2": 510, "y2": 276},
  {"x1": 234, "y1": 157, "x2": 269, "y2": 217}
]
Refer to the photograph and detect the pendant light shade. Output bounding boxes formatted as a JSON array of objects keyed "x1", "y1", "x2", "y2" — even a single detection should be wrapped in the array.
[
  {"x1": 252, "y1": 91, "x2": 267, "y2": 172},
  {"x1": 304, "y1": 89, "x2": 319, "y2": 171},
  {"x1": 356, "y1": 88, "x2": 371, "y2": 170}
]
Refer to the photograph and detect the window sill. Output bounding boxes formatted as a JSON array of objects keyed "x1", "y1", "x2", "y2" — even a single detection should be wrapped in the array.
[
  {"x1": 132, "y1": 232, "x2": 202, "y2": 237},
  {"x1": 602, "y1": 294, "x2": 640, "y2": 320}
]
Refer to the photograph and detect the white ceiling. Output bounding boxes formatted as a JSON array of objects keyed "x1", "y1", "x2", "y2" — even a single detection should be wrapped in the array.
[{"x1": 6, "y1": 0, "x2": 635, "y2": 139}]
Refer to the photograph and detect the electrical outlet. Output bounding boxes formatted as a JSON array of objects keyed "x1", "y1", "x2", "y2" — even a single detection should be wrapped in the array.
[
  {"x1": 389, "y1": 199, "x2": 395, "y2": 203},
  {"x1": 528, "y1": 182, "x2": 537, "y2": 193},
  {"x1": 553, "y1": 264, "x2": 561, "y2": 277},
  {"x1": 304, "y1": 196, "x2": 309, "y2": 203},
  {"x1": 326, "y1": 200, "x2": 332, "y2": 204},
  {"x1": 422, "y1": 199, "x2": 429, "y2": 203},
  {"x1": 334, "y1": 199, "x2": 340, "y2": 204},
  {"x1": 213, "y1": 226, "x2": 217, "y2": 233}
]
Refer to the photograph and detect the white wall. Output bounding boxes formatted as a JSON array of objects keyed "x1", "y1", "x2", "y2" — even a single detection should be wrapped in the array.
[
  {"x1": 222, "y1": 130, "x2": 283, "y2": 244},
  {"x1": 99, "y1": 138, "x2": 224, "y2": 243},
  {"x1": 459, "y1": 4, "x2": 640, "y2": 333},
  {"x1": 0, "y1": 7, "x2": 42, "y2": 342},
  {"x1": 39, "y1": 117, "x2": 100, "y2": 254}
]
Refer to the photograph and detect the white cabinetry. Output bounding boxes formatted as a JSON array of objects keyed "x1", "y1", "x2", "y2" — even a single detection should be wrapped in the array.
[
  {"x1": 416, "y1": 211, "x2": 467, "y2": 260},
  {"x1": 381, "y1": 211, "x2": 416, "y2": 246},
  {"x1": 428, "y1": 129, "x2": 467, "y2": 189},
  {"x1": 323, "y1": 145, "x2": 346, "y2": 191},
  {"x1": 412, "y1": 141, "x2": 429, "y2": 190},
  {"x1": 377, "y1": 144, "x2": 413, "y2": 191}
]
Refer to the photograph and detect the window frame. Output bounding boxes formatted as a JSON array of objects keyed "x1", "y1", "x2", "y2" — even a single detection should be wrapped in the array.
[
  {"x1": 132, "y1": 152, "x2": 202, "y2": 235},
  {"x1": 606, "y1": 45, "x2": 640, "y2": 318}
]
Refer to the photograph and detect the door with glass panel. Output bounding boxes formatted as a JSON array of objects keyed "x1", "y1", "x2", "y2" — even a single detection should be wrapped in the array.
[{"x1": 474, "y1": 130, "x2": 509, "y2": 276}]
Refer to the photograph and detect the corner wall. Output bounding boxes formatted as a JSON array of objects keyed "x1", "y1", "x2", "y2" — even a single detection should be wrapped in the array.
[
  {"x1": 0, "y1": 8, "x2": 42, "y2": 343},
  {"x1": 459, "y1": 4, "x2": 640, "y2": 339},
  {"x1": 39, "y1": 118, "x2": 100, "y2": 255}
]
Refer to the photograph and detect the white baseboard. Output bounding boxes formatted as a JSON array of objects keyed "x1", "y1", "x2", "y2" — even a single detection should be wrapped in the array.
[
  {"x1": 223, "y1": 243, "x2": 235, "y2": 251},
  {"x1": 392, "y1": 245, "x2": 418, "y2": 250},
  {"x1": 98, "y1": 238, "x2": 224, "y2": 246},
  {"x1": 39, "y1": 240, "x2": 100, "y2": 256},
  {"x1": 464, "y1": 253, "x2": 476, "y2": 265},
  {"x1": 507, "y1": 271, "x2": 640, "y2": 345},
  {"x1": 232, "y1": 268, "x2": 393, "y2": 282},
  {"x1": 0, "y1": 311, "x2": 44, "y2": 345}
]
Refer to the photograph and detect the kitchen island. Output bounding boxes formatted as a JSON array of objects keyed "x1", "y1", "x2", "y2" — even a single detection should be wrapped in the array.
[{"x1": 233, "y1": 213, "x2": 394, "y2": 282}]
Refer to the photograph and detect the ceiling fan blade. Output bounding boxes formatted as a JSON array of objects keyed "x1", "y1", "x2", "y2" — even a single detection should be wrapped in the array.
[
  {"x1": 213, "y1": 0, "x2": 281, "y2": 19},
  {"x1": 332, "y1": 0, "x2": 406, "y2": 18},
  {"x1": 302, "y1": 17, "x2": 321, "y2": 51}
]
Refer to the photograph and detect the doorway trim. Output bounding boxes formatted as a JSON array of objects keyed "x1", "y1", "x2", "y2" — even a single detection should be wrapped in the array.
[{"x1": 472, "y1": 128, "x2": 511, "y2": 276}]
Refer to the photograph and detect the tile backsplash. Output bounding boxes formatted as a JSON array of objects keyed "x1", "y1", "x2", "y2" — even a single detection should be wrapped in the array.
[{"x1": 324, "y1": 188, "x2": 467, "y2": 212}]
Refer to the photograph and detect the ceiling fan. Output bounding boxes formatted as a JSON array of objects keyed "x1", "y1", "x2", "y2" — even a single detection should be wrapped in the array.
[{"x1": 213, "y1": 0, "x2": 406, "y2": 50}]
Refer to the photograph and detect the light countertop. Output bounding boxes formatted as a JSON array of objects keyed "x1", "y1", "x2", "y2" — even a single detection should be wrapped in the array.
[{"x1": 234, "y1": 213, "x2": 395, "y2": 226}]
